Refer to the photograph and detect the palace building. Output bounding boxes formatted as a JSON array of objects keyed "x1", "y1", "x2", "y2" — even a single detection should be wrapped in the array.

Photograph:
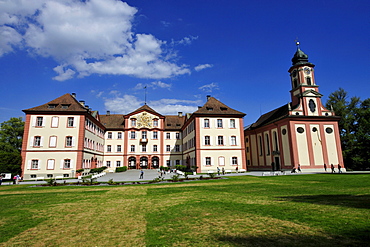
[
  {"x1": 244, "y1": 43, "x2": 344, "y2": 172},
  {"x1": 20, "y1": 44, "x2": 345, "y2": 179},
  {"x1": 21, "y1": 94, "x2": 246, "y2": 179}
]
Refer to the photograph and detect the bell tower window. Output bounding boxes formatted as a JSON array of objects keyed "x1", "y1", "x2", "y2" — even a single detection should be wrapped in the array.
[{"x1": 306, "y1": 77, "x2": 312, "y2": 85}]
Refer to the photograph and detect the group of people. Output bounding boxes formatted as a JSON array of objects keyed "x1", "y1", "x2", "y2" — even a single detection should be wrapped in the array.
[{"x1": 324, "y1": 163, "x2": 342, "y2": 173}]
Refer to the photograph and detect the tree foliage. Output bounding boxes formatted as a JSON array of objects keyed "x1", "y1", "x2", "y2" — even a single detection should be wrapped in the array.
[
  {"x1": 0, "y1": 117, "x2": 24, "y2": 175},
  {"x1": 326, "y1": 88, "x2": 370, "y2": 170}
]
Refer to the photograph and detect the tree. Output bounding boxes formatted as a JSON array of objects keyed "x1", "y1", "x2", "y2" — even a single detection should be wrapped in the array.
[
  {"x1": 325, "y1": 88, "x2": 369, "y2": 170},
  {"x1": 0, "y1": 117, "x2": 24, "y2": 175},
  {"x1": 0, "y1": 117, "x2": 24, "y2": 152}
]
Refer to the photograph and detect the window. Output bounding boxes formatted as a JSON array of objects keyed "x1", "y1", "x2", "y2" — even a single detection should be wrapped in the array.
[
  {"x1": 116, "y1": 161, "x2": 121, "y2": 167},
  {"x1": 61, "y1": 104, "x2": 70, "y2": 109},
  {"x1": 230, "y1": 119, "x2": 236, "y2": 128},
  {"x1": 206, "y1": 157, "x2": 211, "y2": 166},
  {"x1": 204, "y1": 119, "x2": 210, "y2": 128},
  {"x1": 153, "y1": 119, "x2": 158, "y2": 127},
  {"x1": 34, "y1": 136, "x2": 41, "y2": 147},
  {"x1": 176, "y1": 160, "x2": 180, "y2": 166},
  {"x1": 218, "y1": 136, "x2": 224, "y2": 145},
  {"x1": 142, "y1": 145, "x2": 147, "y2": 152},
  {"x1": 117, "y1": 145, "x2": 122, "y2": 152},
  {"x1": 64, "y1": 159, "x2": 71, "y2": 169},
  {"x1": 117, "y1": 132, "x2": 122, "y2": 139},
  {"x1": 265, "y1": 134, "x2": 270, "y2": 155},
  {"x1": 232, "y1": 157, "x2": 238, "y2": 165},
  {"x1": 66, "y1": 136, "x2": 73, "y2": 147},
  {"x1": 166, "y1": 160, "x2": 170, "y2": 167},
  {"x1": 31, "y1": 160, "x2": 39, "y2": 169},
  {"x1": 175, "y1": 145, "x2": 180, "y2": 152},
  {"x1": 30, "y1": 174, "x2": 36, "y2": 178},
  {"x1": 142, "y1": 131, "x2": 147, "y2": 139},
  {"x1": 176, "y1": 133, "x2": 180, "y2": 139},
  {"x1": 107, "y1": 132, "x2": 112, "y2": 139},
  {"x1": 219, "y1": 156, "x2": 225, "y2": 166},
  {"x1": 166, "y1": 133, "x2": 170, "y2": 139},
  {"x1": 205, "y1": 136, "x2": 210, "y2": 145},
  {"x1": 131, "y1": 119, "x2": 136, "y2": 127},
  {"x1": 47, "y1": 159, "x2": 55, "y2": 170},
  {"x1": 106, "y1": 161, "x2": 111, "y2": 167},
  {"x1": 107, "y1": 145, "x2": 112, "y2": 152},
  {"x1": 153, "y1": 131, "x2": 158, "y2": 139},
  {"x1": 130, "y1": 131, "x2": 136, "y2": 139},
  {"x1": 36, "y1": 117, "x2": 43, "y2": 127},
  {"x1": 67, "y1": 117, "x2": 74, "y2": 127},
  {"x1": 217, "y1": 119, "x2": 223, "y2": 128},
  {"x1": 47, "y1": 174, "x2": 53, "y2": 178},
  {"x1": 259, "y1": 136, "x2": 263, "y2": 156},
  {"x1": 153, "y1": 145, "x2": 158, "y2": 152},
  {"x1": 131, "y1": 145, "x2": 135, "y2": 152},
  {"x1": 273, "y1": 131, "x2": 278, "y2": 151},
  {"x1": 231, "y1": 136, "x2": 237, "y2": 145},
  {"x1": 166, "y1": 145, "x2": 170, "y2": 152},
  {"x1": 51, "y1": 116, "x2": 59, "y2": 127},
  {"x1": 306, "y1": 77, "x2": 312, "y2": 85},
  {"x1": 63, "y1": 174, "x2": 69, "y2": 178}
]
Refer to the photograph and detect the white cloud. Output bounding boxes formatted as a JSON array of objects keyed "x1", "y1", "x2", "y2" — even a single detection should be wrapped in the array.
[
  {"x1": 171, "y1": 35, "x2": 198, "y2": 46},
  {"x1": 0, "y1": 0, "x2": 191, "y2": 80},
  {"x1": 194, "y1": 64, "x2": 213, "y2": 72},
  {"x1": 104, "y1": 94, "x2": 201, "y2": 114},
  {"x1": 133, "y1": 81, "x2": 172, "y2": 90},
  {"x1": 199, "y1": 82, "x2": 219, "y2": 92}
]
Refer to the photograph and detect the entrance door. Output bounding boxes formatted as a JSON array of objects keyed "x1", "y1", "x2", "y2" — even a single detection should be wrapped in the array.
[{"x1": 275, "y1": 157, "x2": 281, "y2": 171}]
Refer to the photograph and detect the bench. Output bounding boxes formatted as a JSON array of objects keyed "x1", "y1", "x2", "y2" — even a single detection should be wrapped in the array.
[{"x1": 36, "y1": 176, "x2": 44, "y2": 181}]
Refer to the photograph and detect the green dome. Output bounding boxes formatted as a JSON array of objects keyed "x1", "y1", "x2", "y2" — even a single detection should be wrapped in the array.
[{"x1": 291, "y1": 47, "x2": 309, "y2": 65}]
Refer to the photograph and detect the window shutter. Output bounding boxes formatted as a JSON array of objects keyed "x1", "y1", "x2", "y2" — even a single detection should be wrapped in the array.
[
  {"x1": 60, "y1": 160, "x2": 64, "y2": 169},
  {"x1": 42, "y1": 117, "x2": 45, "y2": 127},
  {"x1": 27, "y1": 160, "x2": 31, "y2": 169},
  {"x1": 40, "y1": 137, "x2": 44, "y2": 147},
  {"x1": 70, "y1": 159, "x2": 74, "y2": 169},
  {"x1": 73, "y1": 117, "x2": 77, "y2": 127},
  {"x1": 72, "y1": 137, "x2": 76, "y2": 147},
  {"x1": 30, "y1": 137, "x2": 34, "y2": 147},
  {"x1": 50, "y1": 136, "x2": 56, "y2": 147},
  {"x1": 38, "y1": 160, "x2": 42, "y2": 170},
  {"x1": 32, "y1": 116, "x2": 36, "y2": 127}
]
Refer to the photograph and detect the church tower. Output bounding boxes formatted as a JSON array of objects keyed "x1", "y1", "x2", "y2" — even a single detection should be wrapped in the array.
[{"x1": 288, "y1": 42, "x2": 333, "y2": 117}]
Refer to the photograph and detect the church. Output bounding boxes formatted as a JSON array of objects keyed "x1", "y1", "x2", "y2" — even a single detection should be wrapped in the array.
[
  {"x1": 20, "y1": 45, "x2": 344, "y2": 179},
  {"x1": 244, "y1": 43, "x2": 344, "y2": 172}
]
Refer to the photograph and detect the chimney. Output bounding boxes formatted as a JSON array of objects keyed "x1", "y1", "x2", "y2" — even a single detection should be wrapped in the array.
[
  {"x1": 85, "y1": 105, "x2": 89, "y2": 110},
  {"x1": 79, "y1": 100, "x2": 85, "y2": 107},
  {"x1": 206, "y1": 95, "x2": 211, "y2": 101},
  {"x1": 178, "y1": 112, "x2": 183, "y2": 117},
  {"x1": 107, "y1": 111, "x2": 110, "y2": 116},
  {"x1": 198, "y1": 106, "x2": 202, "y2": 109},
  {"x1": 72, "y1": 93, "x2": 76, "y2": 98}
]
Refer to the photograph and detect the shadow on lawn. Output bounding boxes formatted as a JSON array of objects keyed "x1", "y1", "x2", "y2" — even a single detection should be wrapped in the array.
[
  {"x1": 277, "y1": 194, "x2": 370, "y2": 209},
  {"x1": 216, "y1": 231, "x2": 368, "y2": 247}
]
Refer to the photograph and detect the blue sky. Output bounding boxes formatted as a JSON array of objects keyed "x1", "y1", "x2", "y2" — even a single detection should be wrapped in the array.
[{"x1": 0, "y1": 0, "x2": 369, "y2": 125}]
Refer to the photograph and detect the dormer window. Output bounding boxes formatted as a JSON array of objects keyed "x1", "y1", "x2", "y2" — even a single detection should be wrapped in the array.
[
  {"x1": 48, "y1": 104, "x2": 58, "y2": 109},
  {"x1": 220, "y1": 107, "x2": 227, "y2": 111},
  {"x1": 206, "y1": 107, "x2": 213, "y2": 111},
  {"x1": 61, "y1": 104, "x2": 70, "y2": 109}
]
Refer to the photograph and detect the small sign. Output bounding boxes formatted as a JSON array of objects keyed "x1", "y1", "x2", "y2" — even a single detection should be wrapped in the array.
[{"x1": 0, "y1": 173, "x2": 11, "y2": 179}]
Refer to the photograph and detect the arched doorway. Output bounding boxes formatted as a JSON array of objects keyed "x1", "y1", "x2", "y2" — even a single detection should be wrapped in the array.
[
  {"x1": 128, "y1": 157, "x2": 136, "y2": 169},
  {"x1": 140, "y1": 157, "x2": 148, "y2": 169},
  {"x1": 152, "y1": 156, "x2": 159, "y2": 169}
]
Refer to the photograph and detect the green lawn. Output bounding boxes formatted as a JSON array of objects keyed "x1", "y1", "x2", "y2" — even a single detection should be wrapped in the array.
[{"x1": 0, "y1": 174, "x2": 369, "y2": 246}]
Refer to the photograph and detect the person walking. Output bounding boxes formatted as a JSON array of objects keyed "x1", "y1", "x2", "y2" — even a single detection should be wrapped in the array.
[
  {"x1": 338, "y1": 164, "x2": 342, "y2": 173},
  {"x1": 217, "y1": 167, "x2": 220, "y2": 175},
  {"x1": 139, "y1": 170, "x2": 144, "y2": 179},
  {"x1": 235, "y1": 166, "x2": 239, "y2": 173},
  {"x1": 297, "y1": 164, "x2": 302, "y2": 173},
  {"x1": 331, "y1": 164, "x2": 335, "y2": 173},
  {"x1": 324, "y1": 163, "x2": 327, "y2": 172},
  {"x1": 222, "y1": 167, "x2": 225, "y2": 175}
]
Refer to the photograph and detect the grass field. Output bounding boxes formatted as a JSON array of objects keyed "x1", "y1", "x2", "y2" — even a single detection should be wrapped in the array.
[{"x1": 0, "y1": 174, "x2": 369, "y2": 247}]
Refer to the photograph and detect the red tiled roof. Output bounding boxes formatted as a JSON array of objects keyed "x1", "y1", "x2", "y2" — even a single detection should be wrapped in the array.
[
  {"x1": 23, "y1": 93, "x2": 88, "y2": 113},
  {"x1": 100, "y1": 114, "x2": 125, "y2": 129},
  {"x1": 193, "y1": 97, "x2": 245, "y2": 116},
  {"x1": 164, "y1": 115, "x2": 185, "y2": 130}
]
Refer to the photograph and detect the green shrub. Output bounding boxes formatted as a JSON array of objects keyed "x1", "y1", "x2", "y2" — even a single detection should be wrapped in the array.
[
  {"x1": 115, "y1": 166, "x2": 127, "y2": 172},
  {"x1": 171, "y1": 174, "x2": 180, "y2": 182},
  {"x1": 175, "y1": 165, "x2": 186, "y2": 171},
  {"x1": 46, "y1": 178, "x2": 56, "y2": 186},
  {"x1": 209, "y1": 173, "x2": 216, "y2": 178}
]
